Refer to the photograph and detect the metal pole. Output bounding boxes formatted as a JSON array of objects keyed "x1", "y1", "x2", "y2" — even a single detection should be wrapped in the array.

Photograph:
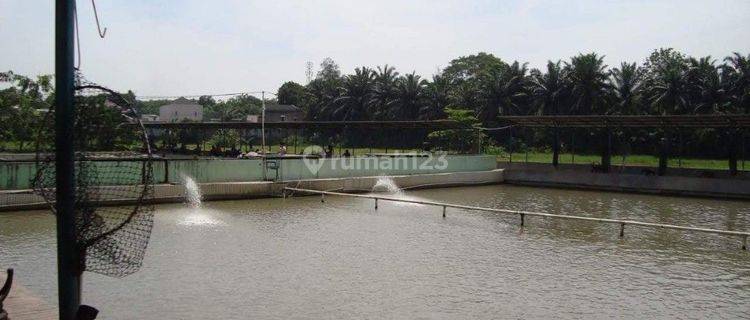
[
  {"x1": 261, "y1": 91, "x2": 267, "y2": 180},
  {"x1": 55, "y1": 0, "x2": 81, "y2": 318},
  {"x1": 261, "y1": 91, "x2": 266, "y2": 153}
]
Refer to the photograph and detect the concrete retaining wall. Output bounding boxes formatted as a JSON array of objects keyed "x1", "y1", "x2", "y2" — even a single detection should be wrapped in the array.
[
  {"x1": 0, "y1": 169, "x2": 504, "y2": 211},
  {"x1": 501, "y1": 163, "x2": 750, "y2": 199},
  {"x1": 0, "y1": 155, "x2": 497, "y2": 190}
]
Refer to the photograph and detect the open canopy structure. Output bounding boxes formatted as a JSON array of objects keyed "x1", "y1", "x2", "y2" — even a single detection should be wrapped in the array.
[
  {"x1": 496, "y1": 115, "x2": 750, "y2": 128},
  {"x1": 140, "y1": 115, "x2": 750, "y2": 130}
]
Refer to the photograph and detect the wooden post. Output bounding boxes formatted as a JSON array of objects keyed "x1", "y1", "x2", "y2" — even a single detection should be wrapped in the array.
[
  {"x1": 658, "y1": 129, "x2": 670, "y2": 176},
  {"x1": 508, "y1": 126, "x2": 513, "y2": 163},
  {"x1": 163, "y1": 159, "x2": 170, "y2": 184},
  {"x1": 620, "y1": 223, "x2": 625, "y2": 238},
  {"x1": 375, "y1": 198, "x2": 378, "y2": 210},
  {"x1": 442, "y1": 206, "x2": 446, "y2": 218},
  {"x1": 571, "y1": 131, "x2": 575, "y2": 164},
  {"x1": 601, "y1": 127, "x2": 612, "y2": 173},
  {"x1": 321, "y1": 194, "x2": 325, "y2": 203},
  {"x1": 552, "y1": 126, "x2": 560, "y2": 168},
  {"x1": 742, "y1": 235, "x2": 747, "y2": 250},
  {"x1": 520, "y1": 213, "x2": 525, "y2": 227}
]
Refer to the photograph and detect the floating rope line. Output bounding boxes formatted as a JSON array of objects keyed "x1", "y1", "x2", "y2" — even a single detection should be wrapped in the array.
[{"x1": 284, "y1": 187, "x2": 750, "y2": 250}]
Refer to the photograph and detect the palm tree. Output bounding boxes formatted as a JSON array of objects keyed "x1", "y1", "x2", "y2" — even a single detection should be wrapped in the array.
[
  {"x1": 329, "y1": 67, "x2": 375, "y2": 121},
  {"x1": 212, "y1": 103, "x2": 242, "y2": 121},
  {"x1": 420, "y1": 74, "x2": 452, "y2": 120},
  {"x1": 648, "y1": 62, "x2": 691, "y2": 175},
  {"x1": 724, "y1": 52, "x2": 750, "y2": 114},
  {"x1": 610, "y1": 62, "x2": 643, "y2": 114},
  {"x1": 565, "y1": 53, "x2": 611, "y2": 115},
  {"x1": 372, "y1": 65, "x2": 399, "y2": 119},
  {"x1": 389, "y1": 72, "x2": 426, "y2": 120},
  {"x1": 648, "y1": 65, "x2": 690, "y2": 115},
  {"x1": 305, "y1": 78, "x2": 338, "y2": 120},
  {"x1": 531, "y1": 61, "x2": 567, "y2": 116},
  {"x1": 718, "y1": 53, "x2": 750, "y2": 174},
  {"x1": 530, "y1": 61, "x2": 568, "y2": 166},
  {"x1": 685, "y1": 57, "x2": 726, "y2": 114},
  {"x1": 566, "y1": 53, "x2": 612, "y2": 170},
  {"x1": 478, "y1": 61, "x2": 529, "y2": 123}
]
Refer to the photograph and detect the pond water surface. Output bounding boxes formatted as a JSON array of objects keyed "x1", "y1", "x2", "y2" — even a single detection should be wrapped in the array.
[{"x1": 1, "y1": 185, "x2": 749, "y2": 319}]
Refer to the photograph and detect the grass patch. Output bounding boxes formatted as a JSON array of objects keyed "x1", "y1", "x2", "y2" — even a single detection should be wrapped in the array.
[{"x1": 495, "y1": 151, "x2": 747, "y2": 171}]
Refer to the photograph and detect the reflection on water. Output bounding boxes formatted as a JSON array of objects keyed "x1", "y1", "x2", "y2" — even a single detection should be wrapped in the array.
[
  {"x1": 1, "y1": 185, "x2": 749, "y2": 319},
  {"x1": 177, "y1": 207, "x2": 226, "y2": 227}
]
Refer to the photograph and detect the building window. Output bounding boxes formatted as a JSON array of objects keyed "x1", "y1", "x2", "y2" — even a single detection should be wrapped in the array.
[{"x1": 280, "y1": 115, "x2": 286, "y2": 122}]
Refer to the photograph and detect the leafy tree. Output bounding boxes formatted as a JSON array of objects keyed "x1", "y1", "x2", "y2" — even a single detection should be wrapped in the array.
[
  {"x1": 210, "y1": 129, "x2": 241, "y2": 149},
  {"x1": 0, "y1": 71, "x2": 53, "y2": 151},
  {"x1": 317, "y1": 57, "x2": 341, "y2": 80},
  {"x1": 427, "y1": 108, "x2": 484, "y2": 153},
  {"x1": 444, "y1": 53, "x2": 506, "y2": 117},
  {"x1": 277, "y1": 81, "x2": 307, "y2": 106},
  {"x1": 198, "y1": 95, "x2": 216, "y2": 108},
  {"x1": 443, "y1": 52, "x2": 506, "y2": 81}
]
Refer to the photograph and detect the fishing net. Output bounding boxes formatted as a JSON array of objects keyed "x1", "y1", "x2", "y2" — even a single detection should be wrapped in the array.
[{"x1": 33, "y1": 74, "x2": 155, "y2": 278}]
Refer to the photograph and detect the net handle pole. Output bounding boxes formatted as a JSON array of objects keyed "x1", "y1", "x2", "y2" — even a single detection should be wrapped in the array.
[{"x1": 55, "y1": 0, "x2": 82, "y2": 318}]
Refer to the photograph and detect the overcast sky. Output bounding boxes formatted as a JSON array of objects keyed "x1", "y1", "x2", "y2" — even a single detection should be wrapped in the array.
[{"x1": 2, "y1": 0, "x2": 748, "y2": 98}]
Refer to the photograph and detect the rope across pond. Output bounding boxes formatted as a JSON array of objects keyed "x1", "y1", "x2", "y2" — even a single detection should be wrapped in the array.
[{"x1": 283, "y1": 187, "x2": 750, "y2": 250}]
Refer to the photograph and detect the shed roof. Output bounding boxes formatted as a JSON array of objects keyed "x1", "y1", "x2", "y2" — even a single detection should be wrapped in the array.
[{"x1": 265, "y1": 104, "x2": 301, "y2": 112}]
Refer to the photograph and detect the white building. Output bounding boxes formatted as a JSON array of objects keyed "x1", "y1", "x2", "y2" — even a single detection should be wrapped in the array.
[
  {"x1": 159, "y1": 97, "x2": 203, "y2": 122},
  {"x1": 140, "y1": 114, "x2": 159, "y2": 122}
]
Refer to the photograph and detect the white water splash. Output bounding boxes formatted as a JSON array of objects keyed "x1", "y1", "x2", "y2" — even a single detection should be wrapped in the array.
[
  {"x1": 181, "y1": 174, "x2": 202, "y2": 207},
  {"x1": 372, "y1": 176, "x2": 403, "y2": 194}
]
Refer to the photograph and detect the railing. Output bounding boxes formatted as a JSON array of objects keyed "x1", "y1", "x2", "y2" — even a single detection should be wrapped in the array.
[{"x1": 283, "y1": 187, "x2": 750, "y2": 250}]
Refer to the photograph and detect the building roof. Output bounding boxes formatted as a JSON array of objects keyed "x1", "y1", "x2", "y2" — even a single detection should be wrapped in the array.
[
  {"x1": 265, "y1": 104, "x2": 301, "y2": 112},
  {"x1": 170, "y1": 97, "x2": 198, "y2": 105}
]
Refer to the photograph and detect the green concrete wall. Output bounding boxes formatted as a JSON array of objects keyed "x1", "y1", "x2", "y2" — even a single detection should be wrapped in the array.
[{"x1": 0, "y1": 155, "x2": 496, "y2": 190}]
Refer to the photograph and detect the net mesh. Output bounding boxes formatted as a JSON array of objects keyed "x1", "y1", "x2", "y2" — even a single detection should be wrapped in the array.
[{"x1": 33, "y1": 74, "x2": 155, "y2": 278}]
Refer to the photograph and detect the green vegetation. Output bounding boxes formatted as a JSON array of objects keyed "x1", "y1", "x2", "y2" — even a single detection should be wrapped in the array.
[{"x1": 2, "y1": 48, "x2": 749, "y2": 170}]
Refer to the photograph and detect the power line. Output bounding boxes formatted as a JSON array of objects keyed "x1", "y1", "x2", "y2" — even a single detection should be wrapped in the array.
[{"x1": 137, "y1": 91, "x2": 274, "y2": 100}]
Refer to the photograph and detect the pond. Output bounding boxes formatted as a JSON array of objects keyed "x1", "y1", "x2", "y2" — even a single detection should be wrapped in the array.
[{"x1": 1, "y1": 185, "x2": 748, "y2": 319}]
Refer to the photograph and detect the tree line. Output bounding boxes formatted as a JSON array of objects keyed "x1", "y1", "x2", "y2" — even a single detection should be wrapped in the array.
[
  {"x1": 276, "y1": 49, "x2": 749, "y2": 159},
  {"x1": 280, "y1": 49, "x2": 749, "y2": 122}
]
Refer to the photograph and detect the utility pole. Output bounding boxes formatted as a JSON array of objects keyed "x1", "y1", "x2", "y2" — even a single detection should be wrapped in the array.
[
  {"x1": 55, "y1": 0, "x2": 81, "y2": 319},
  {"x1": 261, "y1": 91, "x2": 267, "y2": 180}
]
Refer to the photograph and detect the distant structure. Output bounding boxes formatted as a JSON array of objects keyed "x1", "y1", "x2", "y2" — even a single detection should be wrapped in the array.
[
  {"x1": 159, "y1": 97, "x2": 203, "y2": 122},
  {"x1": 140, "y1": 114, "x2": 159, "y2": 122},
  {"x1": 262, "y1": 104, "x2": 304, "y2": 122},
  {"x1": 305, "y1": 61, "x2": 314, "y2": 84}
]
